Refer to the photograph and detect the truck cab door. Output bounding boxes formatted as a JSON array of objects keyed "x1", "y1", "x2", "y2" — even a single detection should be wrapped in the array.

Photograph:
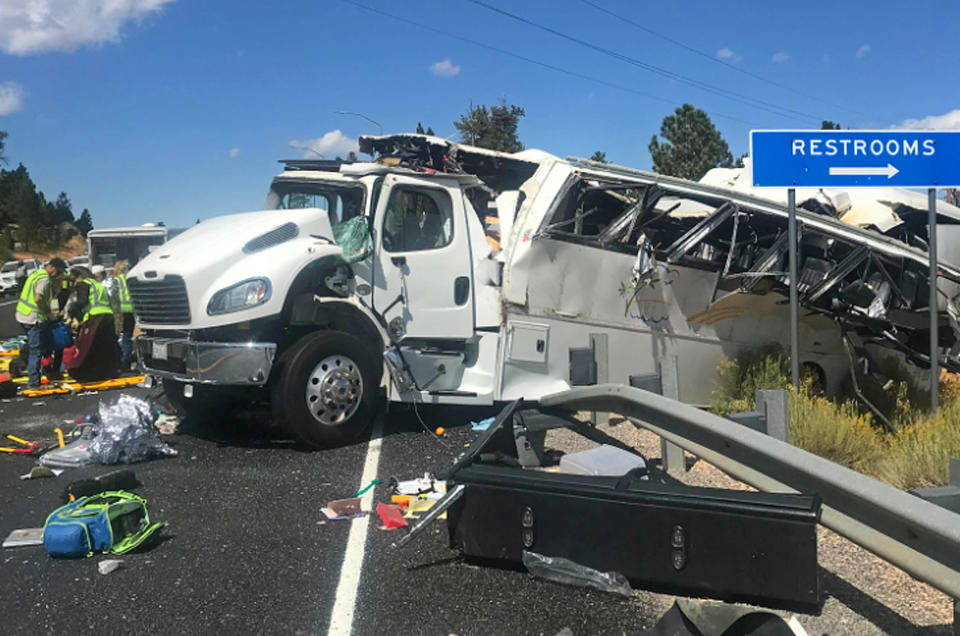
[{"x1": 372, "y1": 174, "x2": 475, "y2": 340}]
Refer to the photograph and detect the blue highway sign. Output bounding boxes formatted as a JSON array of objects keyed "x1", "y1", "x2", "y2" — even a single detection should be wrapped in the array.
[{"x1": 750, "y1": 130, "x2": 960, "y2": 188}]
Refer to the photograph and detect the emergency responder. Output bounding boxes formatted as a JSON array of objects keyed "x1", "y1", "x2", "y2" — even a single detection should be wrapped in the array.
[
  {"x1": 113, "y1": 261, "x2": 135, "y2": 369},
  {"x1": 64, "y1": 266, "x2": 119, "y2": 382},
  {"x1": 14, "y1": 258, "x2": 67, "y2": 388}
]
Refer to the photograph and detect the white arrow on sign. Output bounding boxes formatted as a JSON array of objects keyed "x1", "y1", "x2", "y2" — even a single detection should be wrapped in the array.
[{"x1": 828, "y1": 163, "x2": 900, "y2": 179}]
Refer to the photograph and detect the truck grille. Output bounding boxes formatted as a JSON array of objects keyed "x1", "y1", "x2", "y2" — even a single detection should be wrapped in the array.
[{"x1": 128, "y1": 275, "x2": 191, "y2": 324}]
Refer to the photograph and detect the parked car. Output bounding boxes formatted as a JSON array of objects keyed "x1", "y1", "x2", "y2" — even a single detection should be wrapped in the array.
[
  {"x1": 0, "y1": 261, "x2": 18, "y2": 295},
  {"x1": 0, "y1": 258, "x2": 39, "y2": 296}
]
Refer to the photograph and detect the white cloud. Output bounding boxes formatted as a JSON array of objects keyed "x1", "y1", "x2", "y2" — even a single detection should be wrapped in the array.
[
  {"x1": 771, "y1": 51, "x2": 789, "y2": 63},
  {"x1": 856, "y1": 44, "x2": 872, "y2": 59},
  {"x1": 429, "y1": 59, "x2": 460, "y2": 77},
  {"x1": 0, "y1": 81, "x2": 24, "y2": 115},
  {"x1": 288, "y1": 129, "x2": 359, "y2": 159},
  {"x1": 715, "y1": 47, "x2": 742, "y2": 63},
  {"x1": 898, "y1": 109, "x2": 960, "y2": 131},
  {"x1": 0, "y1": 0, "x2": 174, "y2": 55},
  {"x1": 228, "y1": 147, "x2": 240, "y2": 159}
]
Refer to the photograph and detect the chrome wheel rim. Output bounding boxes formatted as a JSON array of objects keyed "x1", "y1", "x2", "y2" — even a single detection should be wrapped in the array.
[{"x1": 305, "y1": 354, "x2": 363, "y2": 426}]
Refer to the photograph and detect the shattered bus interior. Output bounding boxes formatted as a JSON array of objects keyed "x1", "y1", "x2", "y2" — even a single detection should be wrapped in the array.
[{"x1": 541, "y1": 159, "x2": 960, "y2": 408}]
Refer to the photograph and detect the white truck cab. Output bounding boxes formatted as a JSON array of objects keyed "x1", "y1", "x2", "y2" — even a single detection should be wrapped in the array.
[{"x1": 129, "y1": 134, "x2": 960, "y2": 447}]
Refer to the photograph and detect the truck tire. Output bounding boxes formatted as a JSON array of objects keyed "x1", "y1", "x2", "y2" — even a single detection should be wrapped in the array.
[{"x1": 271, "y1": 330, "x2": 381, "y2": 447}]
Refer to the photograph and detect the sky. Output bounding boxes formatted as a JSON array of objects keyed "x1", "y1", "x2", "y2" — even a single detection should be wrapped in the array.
[{"x1": 1, "y1": 0, "x2": 959, "y2": 229}]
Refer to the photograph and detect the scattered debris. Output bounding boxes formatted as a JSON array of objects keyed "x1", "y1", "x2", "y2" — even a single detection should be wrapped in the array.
[
  {"x1": 3, "y1": 528, "x2": 44, "y2": 549},
  {"x1": 471, "y1": 417, "x2": 495, "y2": 432},
  {"x1": 391, "y1": 494, "x2": 412, "y2": 507},
  {"x1": 63, "y1": 470, "x2": 139, "y2": 503},
  {"x1": 20, "y1": 376, "x2": 146, "y2": 398},
  {"x1": 352, "y1": 479, "x2": 379, "y2": 498},
  {"x1": 155, "y1": 414, "x2": 179, "y2": 436},
  {"x1": 328, "y1": 498, "x2": 362, "y2": 517},
  {"x1": 39, "y1": 432, "x2": 97, "y2": 469},
  {"x1": 0, "y1": 434, "x2": 40, "y2": 455},
  {"x1": 389, "y1": 473, "x2": 441, "y2": 497},
  {"x1": 523, "y1": 550, "x2": 633, "y2": 597},
  {"x1": 88, "y1": 394, "x2": 177, "y2": 464},
  {"x1": 559, "y1": 444, "x2": 647, "y2": 477},
  {"x1": 376, "y1": 503, "x2": 408, "y2": 530},
  {"x1": 19, "y1": 466, "x2": 57, "y2": 480},
  {"x1": 404, "y1": 498, "x2": 439, "y2": 519},
  {"x1": 98, "y1": 559, "x2": 124, "y2": 575}
]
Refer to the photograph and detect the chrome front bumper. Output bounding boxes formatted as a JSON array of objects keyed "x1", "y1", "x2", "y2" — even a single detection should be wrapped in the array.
[{"x1": 136, "y1": 335, "x2": 277, "y2": 386}]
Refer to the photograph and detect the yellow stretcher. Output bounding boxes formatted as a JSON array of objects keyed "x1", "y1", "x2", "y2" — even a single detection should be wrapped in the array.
[{"x1": 20, "y1": 376, "x2": 146, "y2": 397}]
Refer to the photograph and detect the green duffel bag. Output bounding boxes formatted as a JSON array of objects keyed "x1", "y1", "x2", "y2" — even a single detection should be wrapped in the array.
[{"x1": 43, "y1": 490, "x2": 166, "y2": 558}]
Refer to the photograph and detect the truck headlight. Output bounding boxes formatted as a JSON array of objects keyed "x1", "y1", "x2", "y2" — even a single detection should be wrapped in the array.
[{"x1": 207, "y1": 278, "x2": 271, "y2": 315}]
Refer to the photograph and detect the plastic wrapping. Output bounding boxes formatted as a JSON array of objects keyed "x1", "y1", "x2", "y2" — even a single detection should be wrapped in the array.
[
  {"x1": 88, "y1": 394, "x2": 177, "y2": 464},
  {"x1": 522, "y1": 550, "x2": 633, "y2": 597},
  {"x1": 332, "y1": 216, "x2": 373, "y2": 263}
]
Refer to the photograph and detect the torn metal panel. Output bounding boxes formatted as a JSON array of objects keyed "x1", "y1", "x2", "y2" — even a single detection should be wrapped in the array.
[
  {"x1": 554, "y1": 158, "x2": 960, "y2": 377},
  {"x1": 358, "y1": 133, "x2": 539, "y2": 192}
]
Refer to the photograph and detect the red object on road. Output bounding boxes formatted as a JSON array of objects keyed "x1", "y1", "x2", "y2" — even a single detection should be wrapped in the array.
[
  {"x1": 62, "y1": 346, "x2": 77, "y2": 368},
  {"x1": 376, "y1": 503, "x2": 408, "y2": 529}
]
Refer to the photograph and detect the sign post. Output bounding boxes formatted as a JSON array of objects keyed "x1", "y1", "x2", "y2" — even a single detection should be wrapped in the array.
[
  {"x1": 929, "y1": 188, "x2": 939, "y2": 411},
  {"x1": 787, "y1": 189, "x2": 800, "y2": 388},
  {"x1": 751, "y1": 130, "x2": 960, "y2": 410}
]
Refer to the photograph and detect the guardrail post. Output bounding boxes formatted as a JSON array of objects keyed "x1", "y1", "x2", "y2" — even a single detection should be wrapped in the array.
[
  {"x1": 659, "y1": 355, "x2": 685, "y2": 475},
  {"x1": 590, "y1": 333, "x2": 609, "y2": 427},
  {"x1": 756, "y1": 389, "x2": 790, "y2": 443}
]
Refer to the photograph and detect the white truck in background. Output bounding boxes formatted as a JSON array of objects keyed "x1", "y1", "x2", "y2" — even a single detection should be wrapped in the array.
[
  {"x1": 128, "y1": 134, "x2": 960, "y2": 447},
  {"x1": 87, "y1": 224, "x2": 186, "y2": 269}
]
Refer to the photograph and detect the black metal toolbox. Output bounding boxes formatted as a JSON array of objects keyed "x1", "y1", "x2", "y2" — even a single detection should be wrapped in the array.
[{"x1": 444, "y1": 401, "x2": 822, "y2": 612}]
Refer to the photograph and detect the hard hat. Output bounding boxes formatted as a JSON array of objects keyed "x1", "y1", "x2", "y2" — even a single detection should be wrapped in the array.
[{"x1": 91, "y1": 265, "x2": 105, "y2": 275}]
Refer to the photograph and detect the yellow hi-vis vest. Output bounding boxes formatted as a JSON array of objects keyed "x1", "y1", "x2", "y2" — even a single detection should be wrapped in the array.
[
  {"x1": 83, "y1": 278, "x2": 113, "y2": 322},
  {"x1": 16, "y1": 270, "x2": 51, "y2": 320},
  {"x1": 116, "y1": 273, "x2": 134, "y2": 314}
]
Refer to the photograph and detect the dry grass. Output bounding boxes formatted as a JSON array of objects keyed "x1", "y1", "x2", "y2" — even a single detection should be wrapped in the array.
[{"x1": 711, "y1": 349, "x2": 960, "y2": 489}]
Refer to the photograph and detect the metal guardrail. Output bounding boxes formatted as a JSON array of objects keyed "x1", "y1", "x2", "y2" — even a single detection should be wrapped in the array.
[{"x1": 540, "y1": 383, "x2": 960, "y2": 600}]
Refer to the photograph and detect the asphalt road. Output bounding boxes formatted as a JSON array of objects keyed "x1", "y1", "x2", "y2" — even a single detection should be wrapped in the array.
[{"x1": 0, "y1": 390, "x2": 666, "y2": 635}]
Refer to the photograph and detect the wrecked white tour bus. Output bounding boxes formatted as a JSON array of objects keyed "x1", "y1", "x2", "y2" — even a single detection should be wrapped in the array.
[{"x1": 128, "y1": 134, "x2": 960, "y2": 447}]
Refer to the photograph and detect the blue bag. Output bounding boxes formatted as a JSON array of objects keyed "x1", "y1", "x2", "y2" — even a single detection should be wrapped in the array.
[
  {"x1": 50, "y1": 321, "x2": 73, "y2": 350},
  {"x1": 43, "y1": 491, "x2": 165, "y2": 558}
]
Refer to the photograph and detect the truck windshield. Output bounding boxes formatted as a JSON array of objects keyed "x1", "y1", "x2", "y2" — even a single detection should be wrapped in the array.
[{"x1": 270, "y1": 183, "x2": 365, "y2": 227}]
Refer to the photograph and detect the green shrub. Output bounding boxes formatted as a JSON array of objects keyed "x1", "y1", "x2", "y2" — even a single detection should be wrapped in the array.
[
  {"x1": 873, "y1": 386, "x2": 960, "y2": 489},
  {"x1": 712, "y1": 349, "x2": 960, "y2": 488},
  {"x1": 789, "y1": 386, "x2": 885, "y2": 473},
  {"x1": 711, "y1": 345, "x2": 790, "y2": 416}
]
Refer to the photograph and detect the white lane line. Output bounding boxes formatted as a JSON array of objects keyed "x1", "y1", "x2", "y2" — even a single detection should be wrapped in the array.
[
  {"x1": 326, "y1": 415, "x2": 384, "y2": 636},
  {"x1": 0, "y1": 299, "x2": 18, "y2": 307}
]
